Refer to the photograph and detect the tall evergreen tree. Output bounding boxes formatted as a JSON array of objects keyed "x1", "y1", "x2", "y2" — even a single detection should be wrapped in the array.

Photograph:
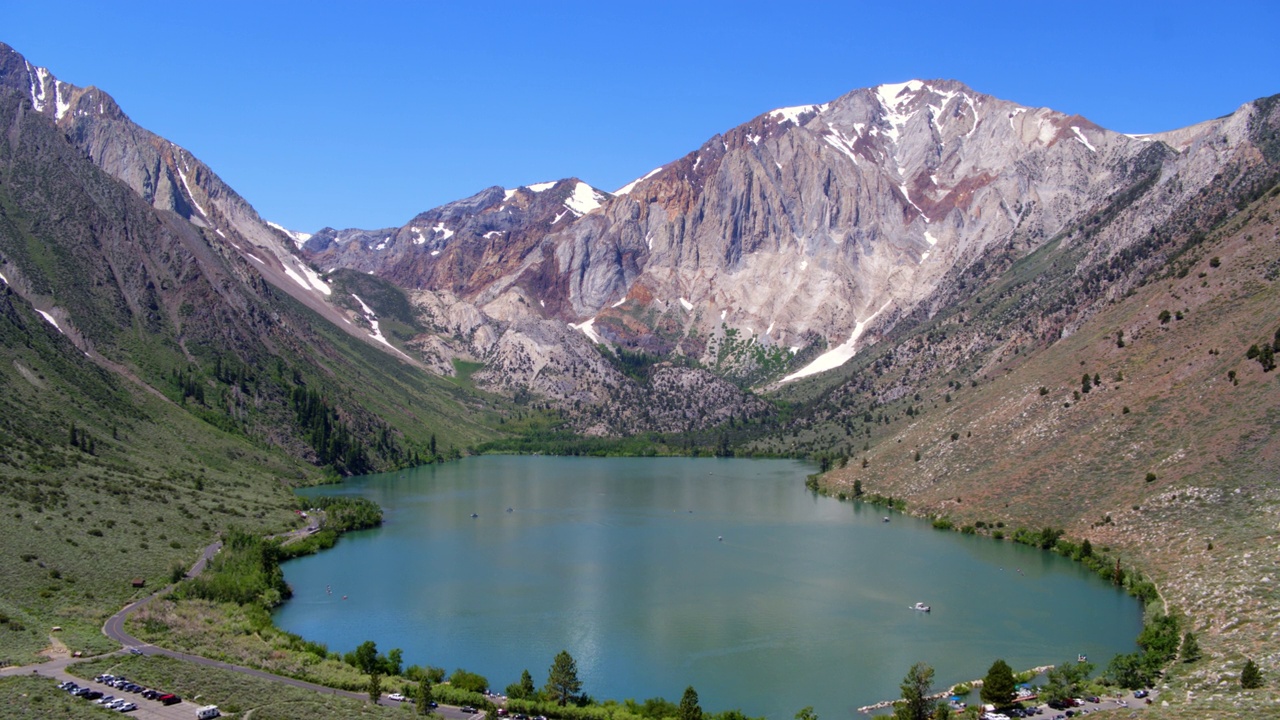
[
  {"x1": 520, "y1": 669, "x2": 536, "y2": 699},
  {"x1": 416, "y1": 678, "x2": 433, "y2": 715},
  {"x1": 545, "y1": 650, "x2": 583, "y2": 706},
  {"x1": 980, "y1": 659, "x2": 1015, "y2": 708},
  {"x1": 679, "y1": 686, "x2": 703, "y2": 720}
]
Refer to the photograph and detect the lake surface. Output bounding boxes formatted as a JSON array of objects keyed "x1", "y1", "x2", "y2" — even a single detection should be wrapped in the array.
[{"x1": 274, "y1": 456, "x2": 1142, "y2": 719}]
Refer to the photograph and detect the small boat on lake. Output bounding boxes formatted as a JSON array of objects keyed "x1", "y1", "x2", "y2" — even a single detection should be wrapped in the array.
[{"x1": 911, "y1": 602, "x2": 931, "y2": 612}]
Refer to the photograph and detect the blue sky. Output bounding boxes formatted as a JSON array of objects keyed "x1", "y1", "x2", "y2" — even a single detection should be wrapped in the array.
[{"x1": 3, "y1": 1, "x2": 1278, "y2": 232}]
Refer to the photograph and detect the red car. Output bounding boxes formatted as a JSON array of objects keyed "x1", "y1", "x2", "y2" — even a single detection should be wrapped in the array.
[{"x1": 159, "y1": 694, "x2": 182, "y2": 705}]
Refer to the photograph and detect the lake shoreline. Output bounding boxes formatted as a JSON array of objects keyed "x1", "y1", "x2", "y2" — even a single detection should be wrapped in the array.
[{"x1": 272, "y1": 456, "x2": 1145, "y2": 718}]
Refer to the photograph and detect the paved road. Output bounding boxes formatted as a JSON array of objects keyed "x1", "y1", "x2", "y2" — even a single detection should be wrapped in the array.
[{"x1": 3, "y1": 520, "x2": 482, "y2": 718}]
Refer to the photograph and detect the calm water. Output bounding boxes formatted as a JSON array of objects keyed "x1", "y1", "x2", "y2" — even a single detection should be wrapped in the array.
[{"x1": 274, "y1": 457, "x2": 1142, "y2": 719}]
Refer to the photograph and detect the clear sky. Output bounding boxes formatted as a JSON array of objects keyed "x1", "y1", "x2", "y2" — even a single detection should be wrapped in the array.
[{"x1": 3, "y1": 1, "x2": 1277, "y2": 232}]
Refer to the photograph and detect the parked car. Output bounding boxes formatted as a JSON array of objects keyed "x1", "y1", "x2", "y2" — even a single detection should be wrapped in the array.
[
  {"x1": 117, "y1": 702, "x2": 138, "y2": 712},
  {"x1": 388, "y1": 693, "x2": 407, "y2": 702},
  {"x1": 159, "y1": 693, "x2": 181, "y2": 705},
  {"x1": 142, "y1": 689, "x2": 160, "y2": 700},
  {"x1": 85, "y1": 690, "x2": 104, "y2": 700},
  {"x1": 1133, "y1": 690, "x2": 1149, "y2": 699},
  {"x1": 460, "y1": 706, "x2": 478, "y2": 713}
]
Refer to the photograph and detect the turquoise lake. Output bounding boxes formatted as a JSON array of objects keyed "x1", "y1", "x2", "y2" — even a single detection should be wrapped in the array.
[{"x1": 273, "y1": 456, "x2": 1143, "y2": 719}]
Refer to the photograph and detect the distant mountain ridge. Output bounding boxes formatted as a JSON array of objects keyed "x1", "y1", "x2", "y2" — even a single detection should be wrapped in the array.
[
  {"x1": 3, "y1": 40, "x2": 1276, "y2": 433},
  {"x1": 296, "y1": 77, "x2": 1270, "y2": 395}
]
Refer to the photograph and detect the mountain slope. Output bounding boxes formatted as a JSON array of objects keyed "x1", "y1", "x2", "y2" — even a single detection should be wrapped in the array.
[
  {"x1": 0, "y1": 42, "x2": 399, "y2": 361},
  {"x1": 759, "y1": 99, "x2": 1280, "y2": 716},
  {"x1": 306, "y1": 81, "x2": 1267, "y2": 392}
]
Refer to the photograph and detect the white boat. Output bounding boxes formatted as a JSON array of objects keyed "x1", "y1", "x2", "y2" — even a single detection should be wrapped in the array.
[{"x1": 911, "y1": 602, "x2": 931, "y2": 612}]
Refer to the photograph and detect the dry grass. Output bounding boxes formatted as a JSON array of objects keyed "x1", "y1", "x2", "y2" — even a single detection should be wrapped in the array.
[{"x1": 818, "y1": 191, "x2": 1280, "y2": 717}]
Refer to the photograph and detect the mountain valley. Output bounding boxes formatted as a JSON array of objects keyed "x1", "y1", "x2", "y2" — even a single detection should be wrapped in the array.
[{"x1": 0, "y1": 39, "x2": 1278, "y2": 718}]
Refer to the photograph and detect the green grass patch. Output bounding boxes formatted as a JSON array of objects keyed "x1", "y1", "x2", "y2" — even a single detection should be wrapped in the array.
[{"x1": 0, "y1": 674, "x2": 112, "y2": 719}]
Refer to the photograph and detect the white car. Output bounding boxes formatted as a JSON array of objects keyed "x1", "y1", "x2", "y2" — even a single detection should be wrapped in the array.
[{"x1": 388, "y1": 692, "x2": 407, "y2": 702}]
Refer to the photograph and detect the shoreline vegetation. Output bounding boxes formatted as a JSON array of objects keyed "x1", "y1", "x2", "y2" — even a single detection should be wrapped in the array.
[{"x1": 117, "y1": 458, "x2": 1184, "y2": 720}]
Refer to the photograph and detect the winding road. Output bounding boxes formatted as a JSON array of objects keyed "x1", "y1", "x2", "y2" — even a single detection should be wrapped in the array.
[{"x1": 6, "y1": 515, "x2": 479, "y2": 719}]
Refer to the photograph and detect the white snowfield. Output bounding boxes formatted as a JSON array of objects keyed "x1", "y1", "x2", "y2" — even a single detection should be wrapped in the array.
[
  {"x1": 781, "y1": 300, "x2": 892, "y2": 383},
  {"x1": 570, "y1": 317, "x2": 601, "y2": 343},
  {"x1": 614, "y1": 166, "x2": 664, "y2": 196},
  {"x1": 36, "y1": 309, "x2": 63, "y2": 334}
]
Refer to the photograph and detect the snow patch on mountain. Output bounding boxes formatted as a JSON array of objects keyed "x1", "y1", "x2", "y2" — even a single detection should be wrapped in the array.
[
  {"x1": 176, "y1": 166, "x2": 207, "y2": 218},
  {"x1": 432, "y1": 222, "x2": 455, "y2": 240},
  {"x1": 527, "y1": 181, "x2": 556, "y2": 193},
  {"x1": 876, "y1": 80, "x2": 923, "y2": 144},
  {"x1": 54, "y1": 80, "x2": 71, "y2": 120},
  {"x1": 283, "y1": 261, "x2": 332, "y2": 296},
  {"x1": 565, "y1": 182, "x2": 604, "y2": 216},
  {"x1": 781, "y1": 300, "x2": 892, "y2": 383},
  {"x1": 570, "y1": 317, "x2": 602, "y2": 344},
  {"x1": 266, "y1": 221, "x2": 313, "y2": 249},
  {"x1": 1071, "y1": 126, "x2": 1097, "y2": 152},
  {"x1": 824, "y1": 130, "x2": 861, "y2": 166},
  {"x1": 36, "y1": 309, "x2": 63, "y2": 334},
  {"x1": 768, "y1": 103, "x2": 828, "y2": 126},
  {"x1": 350, "y1": 294, "x2": 409, "y2": 360},
  {"x1": 26, "y1": 61, "x2": 49, "y2": 113},
  {"x1": 614, "y1": 166, "x2": 664, "y2": 196}
]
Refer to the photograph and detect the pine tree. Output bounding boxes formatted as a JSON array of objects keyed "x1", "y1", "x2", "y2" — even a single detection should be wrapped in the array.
[
  {"x1": 980, "y1": 659, "x2": 1015, "y2": 708},
  {"x1": 416, "y1": 678, "x2": 433, "y2": 715},
  {"x1": 519, "y1": 669, "x2": 536, "y2": 699},
  {"x1": 679, "y1": 686, "x2": 703, "y2": 720},
  {"x1": 1241, "y1": 658, "x2": 1263, "y2": 689},
  {"x1": 545, "y1": 650, "x2": 582, "y2": 706}
]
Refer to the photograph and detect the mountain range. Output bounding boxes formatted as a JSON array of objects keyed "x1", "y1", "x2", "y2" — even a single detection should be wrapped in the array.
[{"x1": 1, "y1": 40, "x2": 1279, "y2": 717}]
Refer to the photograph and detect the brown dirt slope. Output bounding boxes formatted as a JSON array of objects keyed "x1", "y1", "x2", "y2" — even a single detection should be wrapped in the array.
[{"x1": 821, "y1": 188, "x2": 1280, "y2": 718}]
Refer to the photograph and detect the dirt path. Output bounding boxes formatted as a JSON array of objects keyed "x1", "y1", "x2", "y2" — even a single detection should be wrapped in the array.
[{"x1": 39, "y1": 633, "x2": 70, "y2": 660}]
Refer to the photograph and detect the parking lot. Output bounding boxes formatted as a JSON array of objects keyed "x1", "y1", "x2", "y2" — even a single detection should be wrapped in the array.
[
  {"x1": 18, "y1": 660, "x2": 212, "y2": 720},
  {"x1": 979, "y1": 690, "x2": 1157, "y2": 719}
]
